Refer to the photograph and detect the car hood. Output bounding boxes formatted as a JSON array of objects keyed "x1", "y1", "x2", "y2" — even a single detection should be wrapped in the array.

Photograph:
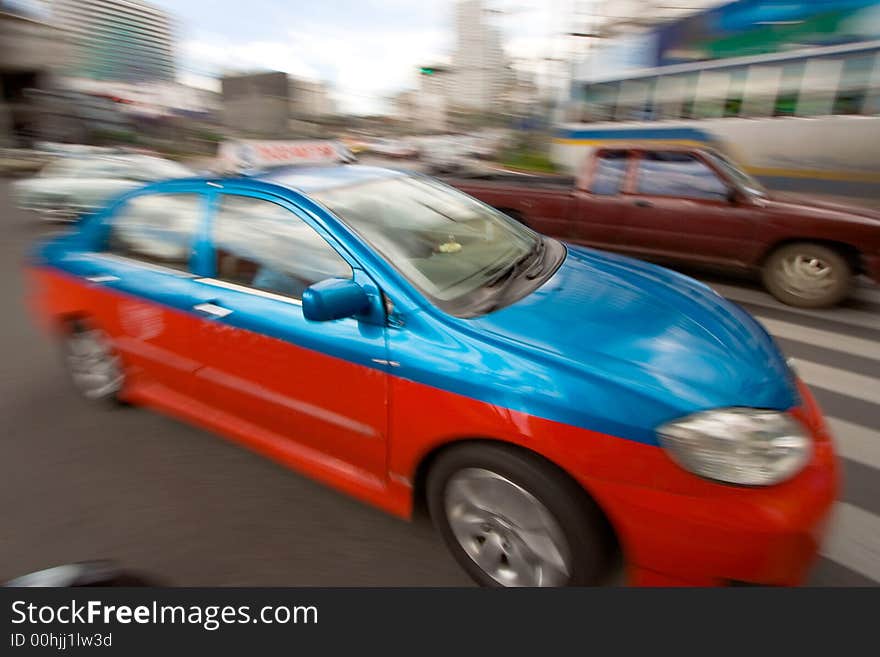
[
  {"x1": 765, "y1": 192, "x2": 880, "y2": 224},
  {"x1": 469, "y1": 245, "x2": 798, "y2": 414}
]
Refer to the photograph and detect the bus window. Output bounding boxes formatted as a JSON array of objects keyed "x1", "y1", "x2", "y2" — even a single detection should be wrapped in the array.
[
  {"x1": 774, "y1": 62, "x2": 805, "y2": 117},
  {"x1": 616, "y1": 79, "x2": 652, "y2": 121},
  {"x1": 694, "y1": 70, "x2": 730, "y2": 118},
  {"x1": 584, "y1": 82, "x2": 619, "y2": 122},
  {"x1": 797, "y1": 57, "x2": 843, "y2": 116},
  {"x1": 655, "y1": 75, "x2": 685, "y2": 119},
  {"x1": 865, "y1": 54, "x2": 880, "y2": 115},
  {"x1": 742, "y1": 65, "x2": 782, "y2": 117},
  {"x1": 834, "y1": 54, "x2": 878, "y2": 115},
  {"x1": 679, "y1": 73, "x2": 699, "y2": 119},
  {"x1": 724, "y1": 68, "x2": 747, "y2": 117}
]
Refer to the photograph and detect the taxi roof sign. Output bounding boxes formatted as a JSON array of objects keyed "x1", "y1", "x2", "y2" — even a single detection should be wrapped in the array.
[{"x1": 218, "y1": 139, "x2": 355, "y2": 173}]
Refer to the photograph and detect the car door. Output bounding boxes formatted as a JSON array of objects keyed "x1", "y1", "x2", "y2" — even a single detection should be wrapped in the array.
[
  {"x1": 62, "y1": 189, "x2": 209, "y2": 397},
  {"x1": 618, "y1": 150, "x2": 758, "y2": 267},
  {"x1": 186, "y1": 191, "x2": 389, "y2": 481},
  {"x1": 570, "y1": 149, "x2": 634, "y2": 249}
]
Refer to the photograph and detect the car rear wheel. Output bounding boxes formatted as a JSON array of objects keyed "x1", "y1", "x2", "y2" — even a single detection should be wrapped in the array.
[
  {"x1": 427, "y1": 443, "x2": 615, "y2": 587},
  {"x1": 62, "y1": 321, "x2": 124, "y2": 402},
  {"x1": 762, "y1": 243, "x2": 852, "y2": 308}
]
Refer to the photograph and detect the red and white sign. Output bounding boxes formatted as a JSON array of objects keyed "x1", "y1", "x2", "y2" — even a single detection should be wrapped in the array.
[{"x1": 218, "y1": 139, "x2": 354, "y2": 172}]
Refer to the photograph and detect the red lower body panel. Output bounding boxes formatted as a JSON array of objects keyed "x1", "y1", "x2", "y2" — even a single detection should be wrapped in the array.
[{"x1": 31, "y1": 266, "x2": 839, "y2": 586}]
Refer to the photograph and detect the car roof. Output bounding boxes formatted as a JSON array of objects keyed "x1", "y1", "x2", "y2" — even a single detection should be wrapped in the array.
[{"x1": 258, "y1": 164, "x2": 408, "y2": 193}]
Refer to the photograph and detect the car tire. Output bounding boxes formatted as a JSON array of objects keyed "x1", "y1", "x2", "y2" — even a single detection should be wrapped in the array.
[
  {"x1": 61, "y1": 320, "x2": 125, "y2": 403},
  {"x1": 762, "y1": 242, "x2": 852, "y2": 308},
  {"x1": 427, "y1": 443, "x2": 615, "y2": 587}
]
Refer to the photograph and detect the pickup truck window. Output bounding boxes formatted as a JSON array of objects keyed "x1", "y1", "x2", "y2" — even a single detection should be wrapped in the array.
[
  {"x1": 634, "y1": 151, "x2": 728, "y2": 201},
  {"x1": 592, "y1": 151, "x2": 629, "y2": 195}
]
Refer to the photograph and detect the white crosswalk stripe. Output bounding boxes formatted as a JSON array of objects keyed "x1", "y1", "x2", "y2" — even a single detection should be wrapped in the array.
[
  {"x1": 705, "y1": 276, "x2": 880, "y2": 584},
  {"x1": 790, "y1": 360, "x2": 880, "y2": 405},
  {"x1": 755, "y1": 317, "x2": 880, "y2": 361},
  {"x1": 821, "y1": 503, "x2": 880, "y2": 583},
  {"x1": 827, "y1": 417, "x2": 880, "y2": 471},
  {"x1": 710, "y1": 282, "x2": 880, "y2": 330}
]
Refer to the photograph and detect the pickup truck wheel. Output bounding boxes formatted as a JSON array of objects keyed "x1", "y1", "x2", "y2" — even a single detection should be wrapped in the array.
[
  {"x1": 61, "y1": 321, "x2": 125, "y2": 402},
  {"x1": 762, "y1": 243, "x2": 852, "y2": 308},
  {"x1": 427, "y1": 443, "x2": 614, "y2": 587}
]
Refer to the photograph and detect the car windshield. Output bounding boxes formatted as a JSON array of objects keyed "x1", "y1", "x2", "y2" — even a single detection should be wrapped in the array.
[
  {"x1": 313, "y1": 175, "x2": 539, "y2": 307},
  {"x1": 707, "y1": 151, "x2": 767, "y2": 198}
]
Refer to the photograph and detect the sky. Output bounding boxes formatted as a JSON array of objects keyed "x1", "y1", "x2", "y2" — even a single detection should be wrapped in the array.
[{"x1": 150, "y1": 0, "x2": 579, "y2": 114}]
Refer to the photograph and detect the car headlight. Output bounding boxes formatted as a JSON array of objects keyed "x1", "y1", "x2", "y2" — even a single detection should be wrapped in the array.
[{"x1": 657, "y1": 408, "x2": 812, "y2": 486}]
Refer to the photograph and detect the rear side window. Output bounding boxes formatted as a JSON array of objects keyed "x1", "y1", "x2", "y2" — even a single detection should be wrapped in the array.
[
  {"x1": 213, "y1": 195, "x2": 352, "y2": 300},
  {"x1": 107, "y1": 193, "x2": 202, "y2": 271},
  {"x1": 591, "y1": 151, "x2": 629, "y2": 195},
  {"x1": 634, "y1": 152, "x2": 728, "y2": 201}
]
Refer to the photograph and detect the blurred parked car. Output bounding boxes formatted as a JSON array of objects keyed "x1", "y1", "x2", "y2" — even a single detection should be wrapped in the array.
[
  {"x1": 12, "y1": 154, "x2": 192, "y2": 221},
  {"x1": 367, "y1": 138, "x2": 418, "y2": 159},
  {"x1": 447, "y1": 144, "x2": 880, "y2": 308},
  {"x1": 0, "y1": 148, "x2": 51, "y2": 177},
  {"x1": 423, "y1": 138, "x2": 472, "y2": 174}
]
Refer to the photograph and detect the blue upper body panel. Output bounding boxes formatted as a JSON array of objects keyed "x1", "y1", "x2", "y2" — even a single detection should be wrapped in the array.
[{"x1": 35, "y1": 165, "x2": 799, "y2": 447}]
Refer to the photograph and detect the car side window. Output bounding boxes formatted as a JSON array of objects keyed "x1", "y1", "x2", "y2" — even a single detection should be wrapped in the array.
[
  {"x1": 635, "y1": 151, "x2": 729, "y2": 201},
  {"x1": 106, "y1": 193, "x2": 202, "y2": 271},
  {"x1": 213, "y1": 195, "x2": 352, "y2": 300},
  {"x1": 592, "y1": 150, "x2": 629, "y2": 195}
]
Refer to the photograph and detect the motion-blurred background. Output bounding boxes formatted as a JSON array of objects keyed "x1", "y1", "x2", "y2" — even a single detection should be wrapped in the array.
[{"x1": 0, "y1": 0, "x2": 878, "y2": 586}]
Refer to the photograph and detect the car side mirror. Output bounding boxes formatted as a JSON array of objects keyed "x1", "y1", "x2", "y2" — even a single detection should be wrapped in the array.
[
  {"x1": 302, "y1": 277, "x2": 370, "y2": 322},
  {"x1": 726, "y1": 187, "x2": 740, "y2": 204}
]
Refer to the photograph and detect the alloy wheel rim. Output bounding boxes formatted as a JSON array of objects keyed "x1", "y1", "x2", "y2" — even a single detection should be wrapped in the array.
[
  {"x1": 775, "y1": 253, "x2": 836, "y2": 299},
  {"x1": 65, "y1": 328, "x2": 123, "y2": 400},
  {"x1": 444, "y1": 468, "x2": 571, "y2": 587}
]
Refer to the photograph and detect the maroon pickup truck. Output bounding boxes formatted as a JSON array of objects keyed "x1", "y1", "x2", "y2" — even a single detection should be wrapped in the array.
[{"x1": 445, "y1": 145, "x2": 880, "y2": 308}]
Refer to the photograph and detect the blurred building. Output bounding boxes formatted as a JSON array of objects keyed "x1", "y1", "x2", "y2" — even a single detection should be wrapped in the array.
[
  {"x1": 450, "y1": 0, "x2": 514, "y2": 112},
  {"x1": 51, "y1": 0, "x2": 175, "y2": 83},
  {"x1": 416, "y1": 65, "x2": 451, "y2": 131},
  {"x1": 222, "y1": 71, "x2": 335, "y2": 137},
  {"x1": 391, "y1": 89, "x2": 418, "y2": 123},
  {"x1": 0, "y1": 1, "x2": 70, "y2": 146},
  {"x1": 289, "y1": 78, "x2": 335, "y2": 120},
  {"x1": 221, "y1": 71, "x2": 289, "y2": 137}
]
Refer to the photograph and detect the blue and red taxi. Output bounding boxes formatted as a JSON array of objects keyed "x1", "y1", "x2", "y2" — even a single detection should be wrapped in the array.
[{"x1": 27, "y1": 142, "x2": 838, "y2": 587}]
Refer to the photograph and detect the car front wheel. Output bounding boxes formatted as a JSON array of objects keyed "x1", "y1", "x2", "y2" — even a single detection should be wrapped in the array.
[
  {"x1": 62, "y1": 321, "x2": 124, "y2": 402},
  {"x1": 762, "y1": 242, "x2": 852, "y2": 308},
  {"x1": 427, "y1": 443, "x2": 615, "y2": 587}
]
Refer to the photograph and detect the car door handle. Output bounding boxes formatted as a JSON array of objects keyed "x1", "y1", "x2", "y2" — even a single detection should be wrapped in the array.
[
  {"x1": 633, "y1": 200, "x2": 653, "y2": 208},
  {"x1": 85, "y1": 274, "x2": 120, "y2": 283},
  {"x1": 193, "y1": 302, "x2": 233, "y2": 318}
]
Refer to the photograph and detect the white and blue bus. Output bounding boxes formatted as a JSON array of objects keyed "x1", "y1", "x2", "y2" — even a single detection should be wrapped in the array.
[{"x1": 554, "y1": 40, "x2": 880, "y2": 199}]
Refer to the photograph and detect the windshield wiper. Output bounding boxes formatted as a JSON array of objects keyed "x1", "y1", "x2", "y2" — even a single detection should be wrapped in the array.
[
  {"x1": 470, "y1": 237, "x2": 547, "y2": 314},
  {"x1": 522, "y1": 236, "x2": 547, "y2": 279}
]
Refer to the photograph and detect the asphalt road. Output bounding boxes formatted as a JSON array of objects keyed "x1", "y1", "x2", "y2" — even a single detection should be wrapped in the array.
[{"x1": 1, "y1": 177, "x2": 878, "y2": 586}]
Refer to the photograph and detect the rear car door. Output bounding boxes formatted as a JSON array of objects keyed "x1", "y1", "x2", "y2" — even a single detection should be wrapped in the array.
[
  {"x1": 186, "y1": 191, "x2": 389, "y2": 482},
  {"x1": 61, "y1": 190, "x2": 209, "y2": 397},
  {"x1": 618, "y1": 150, "x2": 758, "y2": 267}
]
